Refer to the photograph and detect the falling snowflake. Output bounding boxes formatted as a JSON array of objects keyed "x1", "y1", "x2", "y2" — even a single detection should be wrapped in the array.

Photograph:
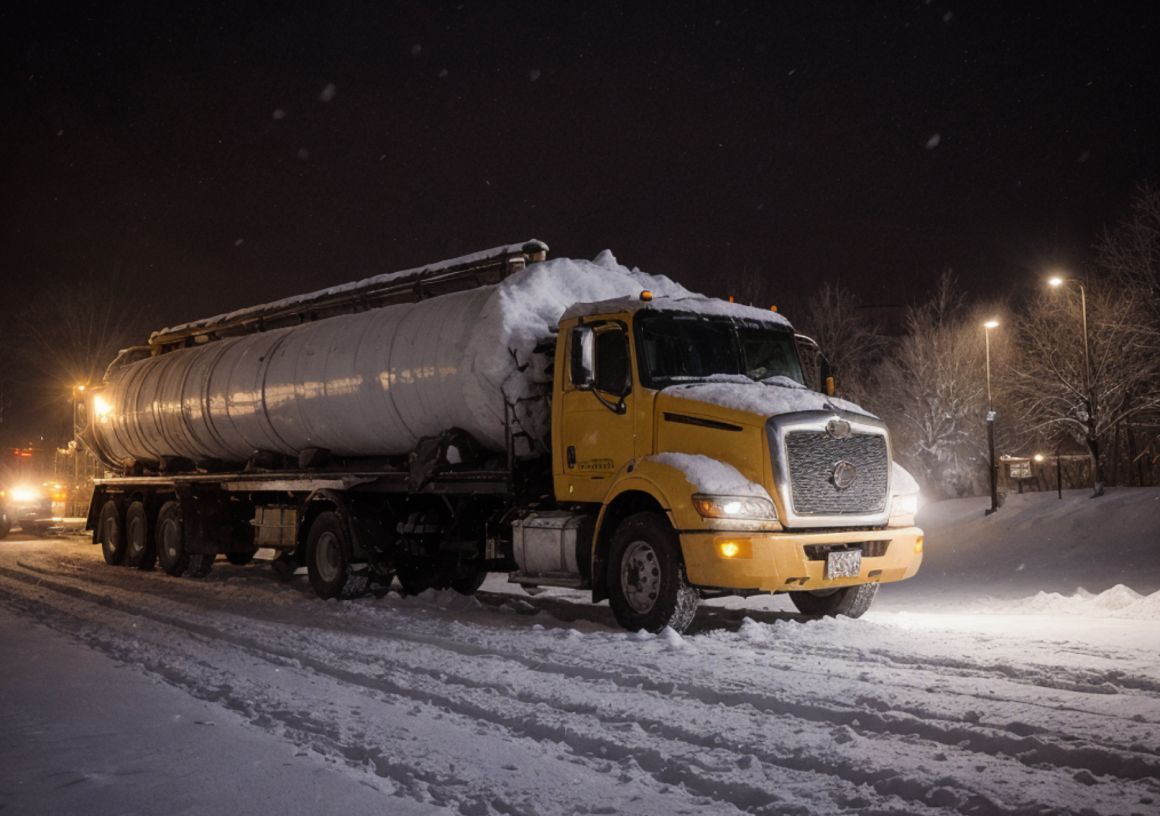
[
  {"x1": 319, "y1": 84, "x2": 336, "y2": 102},
  {"x1": 273, "y1": 109, "x2": 286, "y2": 120},
  {"x1": 530, "y1": 69, "x2": 541, "y2": 82},
  {"x1": 926, "y1": 133, "x2": 941, "y2": 150}
]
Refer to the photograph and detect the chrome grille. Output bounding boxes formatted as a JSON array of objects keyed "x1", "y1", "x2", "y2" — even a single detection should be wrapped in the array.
[{"x1": 784, "y1": 431, "x2": 889, "y2": 515}]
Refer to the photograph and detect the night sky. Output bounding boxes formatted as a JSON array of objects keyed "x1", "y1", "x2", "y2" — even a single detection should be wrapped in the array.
[{"x1": 1, "y1": 1, "x2": 1157, "y2": 440}]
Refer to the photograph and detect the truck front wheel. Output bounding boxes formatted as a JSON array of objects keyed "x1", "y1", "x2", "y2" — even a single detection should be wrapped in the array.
[
  {"x1": 789, "y1": 583, "x2": 878, "y2": 618},
  {"x1": 306, "y1": 511, "x2": 368, "y2": 600},
  {"x1": 606, "y1": 513, "x2": 699, "y2": 634},
  {"x1": 97, "y1": 500, "x2": 126, "y2": 566}
]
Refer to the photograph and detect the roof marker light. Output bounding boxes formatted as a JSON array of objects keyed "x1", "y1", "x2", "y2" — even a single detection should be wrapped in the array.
[{"x1": 640, "y1": 291, "x2": 653, "y2": 301}]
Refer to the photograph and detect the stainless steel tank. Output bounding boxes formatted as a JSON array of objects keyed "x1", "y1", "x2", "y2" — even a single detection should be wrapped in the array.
[
  {"x1": 90, "y1": 285, "x2": 514, "y2": 466},
  {"x1": 86, "y1": 249, "x2": 693, "y2": 470}
]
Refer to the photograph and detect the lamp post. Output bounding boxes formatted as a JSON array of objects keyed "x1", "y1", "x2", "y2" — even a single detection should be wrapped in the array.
[
  {"x1": 983, "y1": 320, "x2": 1000, "y2": 515},
  {"x1": 1048, "y1": 276, "x2": 1100, "y2": 496}
]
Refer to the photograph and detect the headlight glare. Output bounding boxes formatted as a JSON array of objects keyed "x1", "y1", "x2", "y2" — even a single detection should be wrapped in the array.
[
  {"x1": 10, "y1": 487, "x2": 41, "y2": 503},
  {"x1": 890, "y1": 493, "x2": 919, "y2": 518},
  {"x1": 692, "y1": 494, "x2": 776, "y2": 520}
]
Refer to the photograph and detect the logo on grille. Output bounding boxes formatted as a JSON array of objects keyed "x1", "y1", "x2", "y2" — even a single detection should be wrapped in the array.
[
  {"x1": 832, "y1": 460, "x2": 858, "y2": 490},
  {"x1": 826, "y1": 418, "x2": 852, "y2": 439}
]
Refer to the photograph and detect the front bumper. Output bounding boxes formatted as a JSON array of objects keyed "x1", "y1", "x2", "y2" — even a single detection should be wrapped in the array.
[{"x1": 680, "y1": 526, "x2": 923, "y2": 593}]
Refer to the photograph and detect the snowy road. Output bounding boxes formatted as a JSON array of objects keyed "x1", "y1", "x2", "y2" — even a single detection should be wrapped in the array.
[{"x1": 1, "y1": 521, "x2": 1159, "y2": 815}]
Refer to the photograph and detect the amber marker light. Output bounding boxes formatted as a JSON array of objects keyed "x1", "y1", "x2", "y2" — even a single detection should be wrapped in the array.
[
  {"x1": 915, "y1": 536, "x2": 924, "y2": 554},
  {"x1": 640, "y1": 290, "x2": 653, "y2": 301},
  {"x1": 715, "y1": 538, "x2": 753, "y2": 559}
]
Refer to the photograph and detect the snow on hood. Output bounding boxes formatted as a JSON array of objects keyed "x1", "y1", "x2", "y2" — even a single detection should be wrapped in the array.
[
  {"x1": 661, "y1": 382, "x2": 874, "y2": 419},
  {"x1": 644, "y1": 452, "x2": 773, "y2": 500}
]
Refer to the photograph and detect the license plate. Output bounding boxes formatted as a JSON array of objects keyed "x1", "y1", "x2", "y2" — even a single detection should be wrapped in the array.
[{"x1": 826, "y1": 549, "x2": 862, "y2": 579}]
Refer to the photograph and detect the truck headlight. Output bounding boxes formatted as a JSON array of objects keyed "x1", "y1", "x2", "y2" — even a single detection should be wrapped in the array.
[
  {"x1": 692, "y1": 494, "x2": 777, "y2": 520},
  {"x1": 889, "y1": 493, "x2": 919, "y2": 520}
]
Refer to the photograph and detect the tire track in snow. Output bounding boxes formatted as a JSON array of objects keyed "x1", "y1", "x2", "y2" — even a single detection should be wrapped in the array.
[
  {"x1": 0, "y1": 566, "x2": 924, "y2": 815},
  {"x1": 4, "y1": 559, "x2": 1159, "y2": 816}
]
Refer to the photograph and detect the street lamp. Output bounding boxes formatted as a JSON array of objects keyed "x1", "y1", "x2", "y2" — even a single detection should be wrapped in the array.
[
  {"x1": 1048, "y1": 276, "x2": 1100, "y2": 496},
  {"x1": 983, "y1": 320, "x2": 1000, "y2": 515}
]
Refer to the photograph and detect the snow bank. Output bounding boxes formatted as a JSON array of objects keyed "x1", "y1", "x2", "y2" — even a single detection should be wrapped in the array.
[
  {"x1": 879, "y1": 486, "x2": 1160, "y2": 609},
  {"x1": 1003, "y1": 584, "x2": 1160, "y2": 619}
]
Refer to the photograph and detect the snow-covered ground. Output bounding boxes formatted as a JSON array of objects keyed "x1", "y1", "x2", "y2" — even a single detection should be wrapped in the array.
[{"x1": 2, "y1": 487, "x2": 1158, "y2": 815}]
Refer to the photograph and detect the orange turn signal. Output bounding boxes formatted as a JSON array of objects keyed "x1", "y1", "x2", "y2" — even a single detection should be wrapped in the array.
[
  {"x1": 715, "y1": 538, "x2": 753, "y2": 559},
  {"x1": 914, "y1": 536, "x2": 924, "y2": 554},
  {"x1": 640, "y1": 290, "x2": 653, "y2": 301}
]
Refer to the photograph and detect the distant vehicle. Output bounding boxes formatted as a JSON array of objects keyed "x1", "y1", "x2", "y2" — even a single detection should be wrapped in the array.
[
  {"x1": 0, "y1": 484, "x2": 54, "y2": 537},
  {"x1": 80, "y1": 241, "x2": 923, "y2": 632}
]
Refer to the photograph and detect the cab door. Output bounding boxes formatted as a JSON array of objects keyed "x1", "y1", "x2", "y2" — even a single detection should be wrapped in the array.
[{"x1": 558, "y1": 321, "x2": 635, "y2": 503}]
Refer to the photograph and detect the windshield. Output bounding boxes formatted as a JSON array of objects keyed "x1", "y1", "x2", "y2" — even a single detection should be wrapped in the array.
[{"x1": 634, "y1": 311, "x2": 804, "y2": 389}]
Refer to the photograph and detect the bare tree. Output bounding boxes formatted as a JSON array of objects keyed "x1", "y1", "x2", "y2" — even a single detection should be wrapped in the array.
[
  {"x1": 1096, "y1": 183, "x2": 1160, "y2": 322},
  {"x1": 873, "y1": 272, "x2": 1011, "y2": 499},
  {"x1": 1013, "y1": 187, "x2": 1160, "y2": 495},
  {"x1": 792, "y1": 281, "x2": 883, "y2": 407}
]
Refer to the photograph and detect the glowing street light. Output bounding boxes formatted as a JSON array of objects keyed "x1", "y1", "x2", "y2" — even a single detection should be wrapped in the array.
[
  {"x1": 1048, "y1": 275, "x2": 1100, "y2": 496},
  {"x1": 983, "y1": 320, "x2": 1000, "y2": 515}
]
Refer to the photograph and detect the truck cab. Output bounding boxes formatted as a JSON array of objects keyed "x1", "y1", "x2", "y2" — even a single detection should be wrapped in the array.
[{"x1": 511, "y1": 291, "x2": 923, "y2": 631}]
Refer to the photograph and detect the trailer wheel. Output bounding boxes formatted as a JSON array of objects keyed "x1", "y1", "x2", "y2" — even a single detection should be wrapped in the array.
[
  {"x1": 97, "y1": 500, "x2": 126, "y2": 566},
  {"x1": 156, "y1": 501, "x2": 190, "y2": 576},
  {"x1": 789, "y1": 583, "x2": 879, "y2": 618},
  {"x1": 306, "y1": 511, "x2": 368, "y2": 600},
  {"x1": 225, "y1": 551, "x2": 256, "y2": 566},
  {"x1": 124, "y1": 501, "x2": 157, "y2": 571},
  {"x1": 606, "y1": 512, "x2": 699, "y2": 634}
]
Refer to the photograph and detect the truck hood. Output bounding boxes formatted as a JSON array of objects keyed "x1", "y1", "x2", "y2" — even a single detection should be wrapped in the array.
[{"x1": 658, "y1": 380, "x2": 874, "y2": 422}]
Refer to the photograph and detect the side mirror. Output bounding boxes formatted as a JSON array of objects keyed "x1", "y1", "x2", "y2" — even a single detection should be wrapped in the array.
[
  {"x1": 570, "y1": 326, "x2": 595, "y2": 389},
  {"x1": 820, "y1": 357, "x2": 835, "y2": 397},
  {"x1": 794, "y1": 332, "x2": 836, "y2": 396}
]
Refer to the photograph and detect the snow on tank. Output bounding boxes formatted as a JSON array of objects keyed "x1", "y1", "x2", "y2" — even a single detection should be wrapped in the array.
[{"x1": 87, "y1": 246, "x2": 710, "y2": 468}]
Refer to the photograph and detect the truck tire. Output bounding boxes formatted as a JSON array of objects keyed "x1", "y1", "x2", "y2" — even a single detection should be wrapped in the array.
[
  {"x1": 97, "y1": 500, "x2": 126, "y2": 565},
  {"x1": 789, "y1": 583, "x2": 879, "y2": 618},
  {"x1": 124, "y1": 501, "x2": 157, "y2": 571},
  {"x1": 606, "y1": 512, "x2": 699, "y2": 634},
  {"x1": 450, "y1": 563, "x2": 487, "y2": 596},
  {"x1": 0, "y1": 511, "x2": 9, "y2": 540},
  {"x1": 225, "y1": 551, "x2": 256, "y2": 566},
  {"x1": 306, "y1": 511, "x2": 369, "y2": 600},
  {"x1": 156, "y1": 501, "x2": 190, "y2": 577}
]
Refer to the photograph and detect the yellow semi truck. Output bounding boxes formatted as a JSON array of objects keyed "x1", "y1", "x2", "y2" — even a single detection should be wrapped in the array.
[{"x1": 81, "y1": 241, "x2": 921, "y2": 632}]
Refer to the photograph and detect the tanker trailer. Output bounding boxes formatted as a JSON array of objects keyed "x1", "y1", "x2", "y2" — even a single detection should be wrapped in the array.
[{"x1": 82, "y1": 240, "x2": 923, "y2": 632}]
